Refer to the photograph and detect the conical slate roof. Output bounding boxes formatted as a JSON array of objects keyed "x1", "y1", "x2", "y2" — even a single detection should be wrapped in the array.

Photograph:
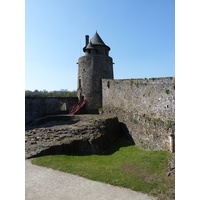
[
  {"x1": 85, "y1": 41, "x2": 95, "y2": 50},
  {"x1": 90, "y1": 31, "x2": 105, "y2": 45}
]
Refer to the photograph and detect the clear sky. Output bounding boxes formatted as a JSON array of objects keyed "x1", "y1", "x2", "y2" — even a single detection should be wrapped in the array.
[{"x1": 25, "y1": 0, "x2": 175, "y2": 91}]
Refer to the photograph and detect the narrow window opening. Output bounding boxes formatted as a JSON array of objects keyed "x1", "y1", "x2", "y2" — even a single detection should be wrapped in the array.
[{"x1": 79, "y1": 79, "x2": 81, "y2": 88}]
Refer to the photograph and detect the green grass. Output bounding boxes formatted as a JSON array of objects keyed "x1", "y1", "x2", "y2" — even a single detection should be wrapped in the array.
[{"x1": 32, "y1": 138, "x2": 174, "y2": 199}]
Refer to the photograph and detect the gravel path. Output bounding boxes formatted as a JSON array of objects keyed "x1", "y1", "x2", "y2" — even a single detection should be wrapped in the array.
[{"x1": 25, "y1": 159, "x2": 156, "y2": 200}]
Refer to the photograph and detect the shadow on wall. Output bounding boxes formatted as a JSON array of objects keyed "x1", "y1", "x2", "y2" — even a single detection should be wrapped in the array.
[
  {"x1": 120, "y1": 122, "x2": 135, "y2": 145},
  {"x1": 100, "y1": 123, "x2": 136, "y2": 155}
]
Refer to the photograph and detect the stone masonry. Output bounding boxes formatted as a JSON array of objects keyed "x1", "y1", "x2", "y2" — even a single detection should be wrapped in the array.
[
  {"x1": 25, "y1": 97, "x2": 78, "y2": 124},
  {"x1": 77, "y1": 32, "x2": 113, "y2": 113},
  {"x1": 102, "y1": 77, "x2": 175, "y2": 151}
]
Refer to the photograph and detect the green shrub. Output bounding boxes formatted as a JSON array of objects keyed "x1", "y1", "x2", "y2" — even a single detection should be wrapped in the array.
[
  {"x1": 167, "y1": 120, "x2": 172, "y2": 128},
  {"x1": 153, "y1": 118, "x2": 164, "y2": 126},
  {"x1": 135, "y1": 80, "x2": 138, "y2": 87},
  {"x1": 130, "y1": 79, "x2": 134, "y2": 86},
  {"x1": 107, "y1": 81, "x2": 110, "y2": 88},
  {"x1": 165, "y1": 89, "x2": 169, "y2": 94},
  {"x1": 98, "y1": 108, "x2": 103, "y2": 114},
  {"x1": 143, "y1": 114, "x2": 151, "y2": 121}
]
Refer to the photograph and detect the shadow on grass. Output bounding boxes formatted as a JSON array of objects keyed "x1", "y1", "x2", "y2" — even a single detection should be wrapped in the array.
[{"x1": 100, "y1": 135, "x2": 135, "y2": 155}]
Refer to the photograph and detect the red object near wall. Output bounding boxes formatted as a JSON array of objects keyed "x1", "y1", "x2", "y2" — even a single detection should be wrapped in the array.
[{"x1": 69, "y1": 96, "x2": 86, "y2": 115}]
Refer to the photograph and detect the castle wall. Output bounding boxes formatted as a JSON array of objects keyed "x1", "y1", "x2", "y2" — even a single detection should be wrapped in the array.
[
  {"x1": 25, "y1": 97, "x2": 78, "y2": 125},
  {"x1": 78, "y1": 54, "x2": 113, "y2": 113},
  {"x1": 102, "y1": 77, "x2": 175, "y2": 151}
]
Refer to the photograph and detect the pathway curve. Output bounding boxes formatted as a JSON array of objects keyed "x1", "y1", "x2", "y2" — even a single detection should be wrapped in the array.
[{"x1": 25, "y1": 159, "x2": 156, "y2": 200}]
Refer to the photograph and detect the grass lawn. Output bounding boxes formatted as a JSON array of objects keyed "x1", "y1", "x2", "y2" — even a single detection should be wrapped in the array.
[{"x1": 32, "y1": 137, "x2": 175, "y2": 199}]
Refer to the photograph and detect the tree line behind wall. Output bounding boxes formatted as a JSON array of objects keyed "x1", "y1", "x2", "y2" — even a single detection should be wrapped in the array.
[{"x1": 25, "y1": 89, "x2": 77, "y2": 98}]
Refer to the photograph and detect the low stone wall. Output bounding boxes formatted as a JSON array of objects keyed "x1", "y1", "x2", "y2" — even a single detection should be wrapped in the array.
[
  {"x1": 25, "y1": 97, "x2": 78, "y2": 125},
  {"x1": 102, "y1": 77, "x2": 175, "y2": 151}
]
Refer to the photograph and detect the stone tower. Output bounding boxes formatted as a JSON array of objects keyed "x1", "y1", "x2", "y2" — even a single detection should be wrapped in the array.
[{"x1": 77, "y1": 31, "x2": 113, "y2": 113}]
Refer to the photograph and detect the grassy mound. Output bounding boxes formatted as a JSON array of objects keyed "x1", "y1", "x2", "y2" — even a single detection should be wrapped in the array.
[{"x1": 32, "y1": 137, "x2": 175, "y2": 199}]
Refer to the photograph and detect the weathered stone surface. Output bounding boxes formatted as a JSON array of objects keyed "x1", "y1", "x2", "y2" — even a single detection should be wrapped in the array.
[
  {"x1": 78, "y1": 55, "x2": 113, "y2": 114},
  {"x1": 25, "y1": 97, "x2": 78, "y2": 125},
  {"x1": 25, "y1": 115, "x2": 122, "y2": 158},
  {"x1": 167, "y1": 153, "x2": 175, "y2": 176},
  {"x1": 102, "y1": 107, "x2": 175, "y2": 151},
  {"x1": 102, "y1": 78, "x2": 175, "y2": 121},
  {"x1": 77, "y1": 32, "x2": 113, "y2": 114},
  {"x1": 102, "y1": 77, "x2": 175, "y2": 151}
]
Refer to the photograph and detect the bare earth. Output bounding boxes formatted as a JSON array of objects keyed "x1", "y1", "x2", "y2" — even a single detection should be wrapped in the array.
[{"x1": 25, "y1": 159, "x2": 156, "y2": 200}]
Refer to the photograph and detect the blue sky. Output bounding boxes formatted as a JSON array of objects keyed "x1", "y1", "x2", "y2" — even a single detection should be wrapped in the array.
[{"x1": 25, "y1": 0, "x2": 175, "y2": 91}]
